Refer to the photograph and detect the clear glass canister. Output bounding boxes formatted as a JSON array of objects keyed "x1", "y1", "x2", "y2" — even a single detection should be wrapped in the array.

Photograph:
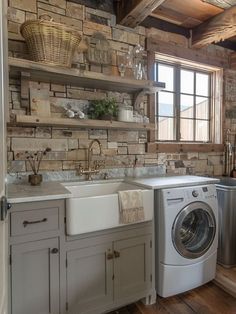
[{"x1": 118, "y1": 105, "x2": 133, "y2": 122}]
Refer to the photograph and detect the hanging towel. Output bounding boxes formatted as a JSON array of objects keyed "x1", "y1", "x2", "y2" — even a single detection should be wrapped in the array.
[{"x1": 118, "y1": 190, "x2": 145, "y2": 224}]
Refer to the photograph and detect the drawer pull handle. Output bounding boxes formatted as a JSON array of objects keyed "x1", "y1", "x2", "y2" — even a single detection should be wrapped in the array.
[
  {"x1": 23, "y1": 218, "x2": 47, "y2": 227},
  {"x1": 51, "y1": 248, "x2": 59, "y2": 254},
  {"x1": 114, "y1": 250, "x2": 120, "y2": 258}
]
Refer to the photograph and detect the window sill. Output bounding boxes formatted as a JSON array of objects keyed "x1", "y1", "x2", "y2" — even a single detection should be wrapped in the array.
[{"x1": 147, "y1": 142, "x2": 224, "y2": 153}]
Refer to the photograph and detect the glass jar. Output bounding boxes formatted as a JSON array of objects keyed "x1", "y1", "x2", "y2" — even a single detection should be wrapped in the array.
[{"x1": 118, "y1": 105, "x2": 133, "y2": 122}]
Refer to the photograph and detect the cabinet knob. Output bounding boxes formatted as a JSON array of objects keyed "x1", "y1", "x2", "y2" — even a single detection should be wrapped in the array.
[
  {"x1": 106, "y1": 250, "x2": 114, "y2": 260},
  {"x1": 51, "y1": 248, "x2": 59, "y2": 254},
  {"x1": 114, "y1": 250, "x2": 120, "y2": 258}
]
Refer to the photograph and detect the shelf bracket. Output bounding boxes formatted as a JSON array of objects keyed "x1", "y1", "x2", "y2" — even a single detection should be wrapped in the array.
[
  {"x1": 20, "y1": 71, "x2": 30, "y2": 110},
  {"x1": 133, "y1": 84, "x2": 164, "y2": 111}
]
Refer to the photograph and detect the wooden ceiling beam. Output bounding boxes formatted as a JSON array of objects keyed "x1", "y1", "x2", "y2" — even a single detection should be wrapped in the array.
[
  {"x1": 192, "y1": 6, "x2": 236, "y2": 48},
  {"x1": 141, "y1": 16, "x2": 190, "y2": 38},
  {"x1": 116, "y1": 0, "x2": 166, "y2": 28}
]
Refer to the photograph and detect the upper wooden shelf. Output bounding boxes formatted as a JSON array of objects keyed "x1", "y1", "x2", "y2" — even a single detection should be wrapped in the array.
[
  {"x1": 10, "y1": 114, "x2": 155, "y2": 131},
  {"x1": 8, "y1": 57, "x2": 165, "y2": 94}
]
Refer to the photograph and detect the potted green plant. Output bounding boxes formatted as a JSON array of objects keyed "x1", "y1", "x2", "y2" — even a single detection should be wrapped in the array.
[{"x1": 88, "y1": 98, "x2": 118, "y2": 120}]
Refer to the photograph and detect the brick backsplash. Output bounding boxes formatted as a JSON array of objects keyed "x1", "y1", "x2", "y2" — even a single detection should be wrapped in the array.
[{"x1": 7, "y1": 0, "x2": 231, "y2": 177}]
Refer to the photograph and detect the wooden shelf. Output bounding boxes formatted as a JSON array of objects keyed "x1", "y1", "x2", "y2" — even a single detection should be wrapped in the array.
[
  {"x1": 10, "y1": 115, "x2": 155, "y2": 131},
  {"x1": 8, "y1": 57, "x2": 165, "y2": 94}
]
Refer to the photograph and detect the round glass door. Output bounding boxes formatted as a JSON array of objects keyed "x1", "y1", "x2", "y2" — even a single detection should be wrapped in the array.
[{"x1": 172, "y1": 202, "x2": 216, "y2": 259}]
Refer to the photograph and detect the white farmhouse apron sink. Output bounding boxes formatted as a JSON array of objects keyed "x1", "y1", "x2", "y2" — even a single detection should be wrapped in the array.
[{"x1": 63, "y1": 180, "x2": 153, "y2": 235}]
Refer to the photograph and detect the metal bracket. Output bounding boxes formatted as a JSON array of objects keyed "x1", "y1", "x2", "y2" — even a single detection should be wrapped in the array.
[
  {"x1": 0, "y1": 196, "x2": 11, "y2": 221},
  {"x1": 133, "y1": 83, "x2": 165, "y2": 111}
]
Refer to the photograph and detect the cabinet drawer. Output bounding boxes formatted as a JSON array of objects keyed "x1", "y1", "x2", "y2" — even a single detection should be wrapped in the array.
[{"x1": 10, "y1": 207, "x2": 59, "y2": 236}]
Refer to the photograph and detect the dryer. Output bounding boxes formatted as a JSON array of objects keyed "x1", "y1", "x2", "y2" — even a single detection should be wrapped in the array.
[{"x1": 155, "y1": 184, "x2": 218, "y2": 297}]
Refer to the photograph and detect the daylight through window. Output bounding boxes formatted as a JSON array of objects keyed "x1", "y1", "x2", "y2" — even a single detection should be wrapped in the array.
[{"x1": 155, "y1": 59, "x2": 215, "y2": 143}]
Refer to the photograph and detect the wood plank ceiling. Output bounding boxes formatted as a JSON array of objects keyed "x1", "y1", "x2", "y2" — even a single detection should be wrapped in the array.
[
  {"x1": 151, "y1": 0, "x2": 223, "y2": 28},
  {"x1": 116, "y1": 0, "x2": 236, "y2": 50}
]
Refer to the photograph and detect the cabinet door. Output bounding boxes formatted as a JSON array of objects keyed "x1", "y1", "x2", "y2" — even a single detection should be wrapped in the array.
[
  {"x1": 11, "y1": 238, "x2": 59, "y2": 314},
  {"x1": 114, "y1": 235, "x2": 152, "y2": 300},
  {"x1": 66, "y1": 243, "x2": 113, "y2": 314}
]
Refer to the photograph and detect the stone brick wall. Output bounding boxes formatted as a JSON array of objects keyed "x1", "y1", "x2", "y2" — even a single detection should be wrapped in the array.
[{"x1": 7, "y1": 0, "x2": 229, "y2": 178}]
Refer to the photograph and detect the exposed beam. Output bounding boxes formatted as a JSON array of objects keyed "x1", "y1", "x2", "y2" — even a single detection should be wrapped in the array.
[
  {"x1": 216, "y1": 40, "x2": 236, "y2": 50},
  {"x1": 146, "y1": 38, "x2": 230, "y2": 68},
  {"x1": 116, "y1": 0, "x2": 165, "y2": 28},
  {"x1": 192, "y1": 6, "x2": 236, "y2": 48},
  {"x1": 141, "y1": 16, "x2": 190, "y2": 38}
]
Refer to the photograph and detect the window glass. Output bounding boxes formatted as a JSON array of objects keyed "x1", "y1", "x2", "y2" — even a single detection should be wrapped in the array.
[
  {"x1": 157, "y1": 117, "x2": 175, "y2": 141},
  {"x1": 158, "y1": 92, "x2": 174, "y2": 116},
  {"x1": 181, "y1": 69, "x2": 194, "y2": 94},
  {"x1": 196, "y1": 120, "x2": 209, "y2": 141},
  {"x1": 196, "y1": 73, "x2": 209, "y2": 96},
  {"x1": 157, "y1": 64, "x2": 174, "y2": 92},
  {"x1": 180, "y1": 119, "x2": 194, "y2": 141},
  {"x1": 196, "y1": 97, "x2": 209, "y2": 119},
  {"x1": 180, "y1": 95, "x2": 194, "y2": 118}
]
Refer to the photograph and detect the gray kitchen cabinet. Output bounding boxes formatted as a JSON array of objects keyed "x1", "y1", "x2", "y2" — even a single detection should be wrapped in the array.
[
  {"x1": 66, "y1": 242, "x2": 114, "y2": 314},
  {"x1": 66, "y1": 233, "x2": 152, "y2": 314},
  {"x1": 9, "y1": 200, "x2": 154, "y2": 314},
  {"x1": 9, "y1": 200, "x2": 64, "y2": 314},
  {"x1": 114, "y1": 235, "x2": 152, "y2": 301},
  {"x1": 11, "y1": 237, "x2": 60, "y2": 314}
]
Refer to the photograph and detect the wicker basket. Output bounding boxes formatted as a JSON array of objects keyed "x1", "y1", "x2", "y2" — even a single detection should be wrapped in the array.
[{"x1": 20, "y1": 15, "x2": 82, "y2": 67}]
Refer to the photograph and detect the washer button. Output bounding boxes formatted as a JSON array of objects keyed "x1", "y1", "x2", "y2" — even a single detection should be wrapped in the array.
[{"x1": 192, "y1": 190, "x2": 199, "y2": 197}]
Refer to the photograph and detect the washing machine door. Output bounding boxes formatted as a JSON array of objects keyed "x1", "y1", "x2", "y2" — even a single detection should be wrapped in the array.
[{"x1": 172, "y1": 201, "x2": 216, "y2": 259}]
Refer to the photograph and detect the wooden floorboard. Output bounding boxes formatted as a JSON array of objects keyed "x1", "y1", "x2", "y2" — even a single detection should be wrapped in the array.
[
  {"x1": 157, "y1": 295, "x2": 195, "y2": 314},
  {"x1": 108, "y1": 282, "x2": 236, "y2": 314}
]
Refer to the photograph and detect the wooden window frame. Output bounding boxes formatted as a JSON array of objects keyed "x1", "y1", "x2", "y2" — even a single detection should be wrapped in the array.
[
  {"x1": 155, "y1": 61, "x2": 212, "y2": 143},
  {"x1": 146, "y1": 50, "x2": 223, "y2": 153}
]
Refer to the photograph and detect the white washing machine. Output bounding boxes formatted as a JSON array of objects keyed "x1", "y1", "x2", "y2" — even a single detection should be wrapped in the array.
[{"x1": 155, "y1": 184, "x2": 218, "y2": 297}]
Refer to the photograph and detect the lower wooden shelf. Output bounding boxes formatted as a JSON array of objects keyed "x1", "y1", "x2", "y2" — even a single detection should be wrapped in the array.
[{"x1": 9, "y1": 115, "x2": 155, "y2": 131}]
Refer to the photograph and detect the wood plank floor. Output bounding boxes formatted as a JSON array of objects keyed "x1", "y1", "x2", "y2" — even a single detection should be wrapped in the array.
[{"x1": 108, "y1": 282, "x2": 236, "y2": 314}]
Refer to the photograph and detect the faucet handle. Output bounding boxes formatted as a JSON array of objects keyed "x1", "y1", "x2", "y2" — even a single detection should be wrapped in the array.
[
  {"x1": 103, "y1": 172, "x2": 109, "y2": 180},
  {"x1": 76, "y1": 163, "x2": 84, "y2": 175},
  {"x1": 94, "y1": 160, "x2": 105, "y2": 169}
]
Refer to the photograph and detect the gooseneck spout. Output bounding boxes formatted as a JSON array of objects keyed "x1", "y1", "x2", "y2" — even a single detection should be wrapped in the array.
[{"x1": 76, "y1": 139, "x2": 104, "y2": 180}]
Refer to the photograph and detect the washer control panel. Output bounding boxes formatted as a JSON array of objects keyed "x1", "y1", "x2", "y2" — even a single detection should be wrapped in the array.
[{"x1": 162, "y1": 184, "x2": 217, "y2": 207}]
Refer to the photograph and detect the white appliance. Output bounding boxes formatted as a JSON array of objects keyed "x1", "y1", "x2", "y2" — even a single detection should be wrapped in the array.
[{"x1": 155, "y1": 184, "x2": 218, "y2": 297}]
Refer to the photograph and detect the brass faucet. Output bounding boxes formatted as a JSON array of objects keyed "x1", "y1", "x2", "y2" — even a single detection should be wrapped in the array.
[{"x1": 76, "y1": 139, "x2": 104, "y2": 180}]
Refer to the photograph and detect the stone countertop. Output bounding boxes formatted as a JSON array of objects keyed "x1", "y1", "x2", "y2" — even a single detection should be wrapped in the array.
[
  {"x1": 7, "y1": 175, "x2": 221, "y2": 203},
  {"x1": 8, "y1": 182, "x2": 71, "y2": 203},
  {"x1": 126, "y1": 175, "x2": 220, "y2": 189}
]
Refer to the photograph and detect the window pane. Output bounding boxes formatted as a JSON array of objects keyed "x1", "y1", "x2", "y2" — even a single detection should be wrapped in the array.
[
  {"x1": 181, "y1": 70, "x2": 194, "y2": 94},
  {"x1": 180, "y1": 95, "x2": 194, "y2": 118},
  {"x1": 196, "y1": 73, "x2": 209, "y2": 96},
  {"x1": 158, "y1": 92, "x2": 174, "y2": 116},
  {"x1": 158, "y1": 117, "x2": 175, "y2": 141},
  {"x1": 157, "y1": 64, "x2": 174, "y2": 91},
  {"x1": 196, "y1": 120, "x2": 209, "y2": 142},
  {"x1": 196, "y1": 97, "x2": 209, "y2": 119},
  {"x1": 180, "y1": 119, "x2": 194, "y2": 141}
]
